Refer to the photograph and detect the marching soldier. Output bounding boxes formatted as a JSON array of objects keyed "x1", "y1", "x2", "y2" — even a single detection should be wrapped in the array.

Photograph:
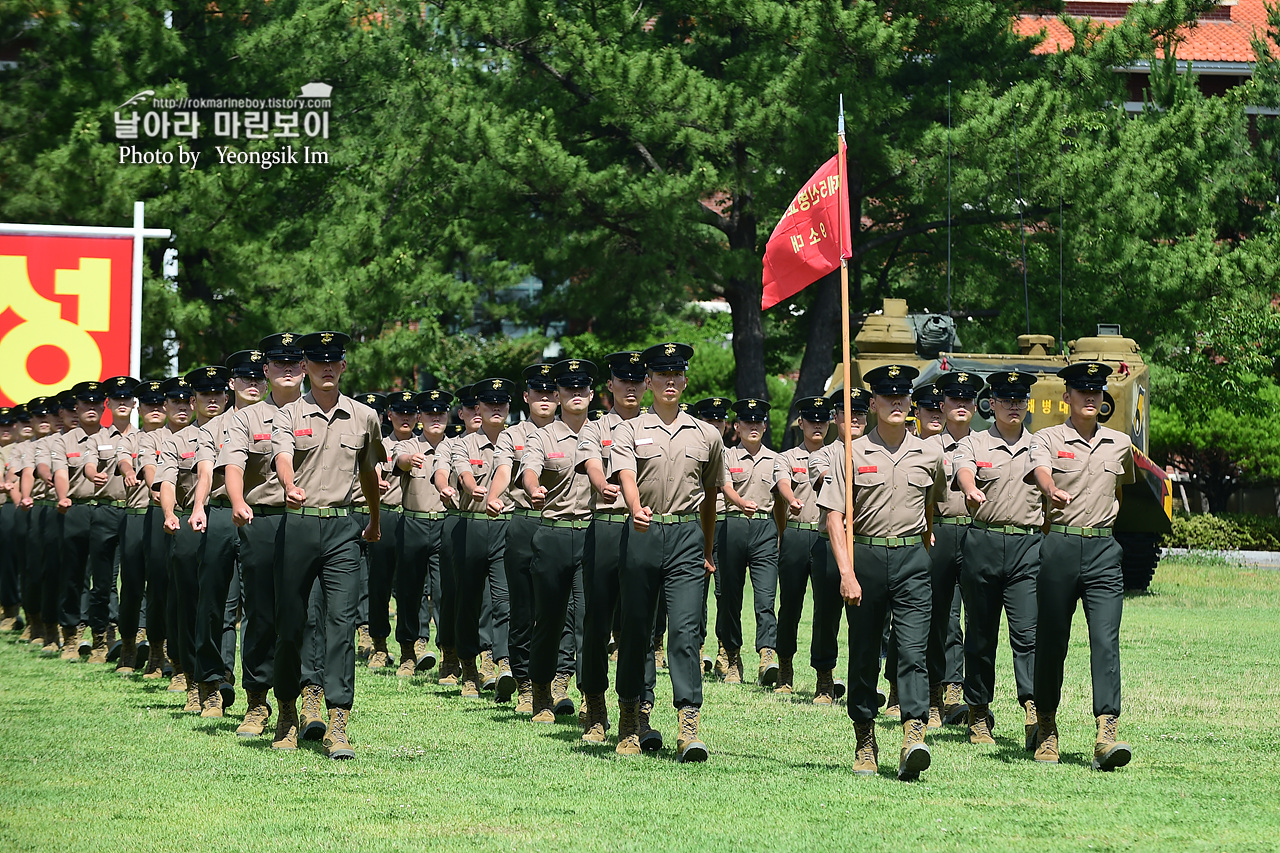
[
  {"x1": 351, "y1": 392, "x2": 399, "y2": 669},
  {"x1": 115, "y1": 379, "x2": 168, "y2": 676},
  {"x1": 487, "y1": 364, "x2": 560, "y2": 708},
  {"x1": 922, "y1": 374, "x2": 981, "y2": 727},
  {"x1": 772, "y1": 395, "x2": 832, "y2": 695},
  {"x1": 1029, "y1": 361, "x2": 1135, "y2": 771},
  {"x1": 610, "y1": 342, "x2": 725, "y2": 762},
  {"x1": 28, "y1": 395, "x2": 70, "y2": 655},
  {"x1": 0, "y1": 408, "x2": 19, "y2": 633},
  {"x1": 155, "y1": 375, "x2": 207, "y2": 707},
  {"x1": 576, "y1": 351, "x2": 661, "y2": 747},
  {"x1": 431, "y1": 384, "x2": 479, "y2": 686},
  {"x1": 450, "y1": 377, "x2": 516, "y2": 698},
  {"x1": 808, "y1": 387, "x2": 871, "y2": 704},
  {"x1": 269, "y1": 331, "x2": 384, "y2": 759},
  {"x1": 52, "y1": 380, "x2": 126, "y2": 664},
  {"x1": 130, "y1": 381, "x2": 177, "y2": 680},
  {"x1": 692, "y1": 396, "x2": 731, "y2": 674},
  {"x1": 390, "y1": 390, "x2": 452, "y2": 675},
  {"x1": 14, "y1": 402, "x2": 55, "y2": 648},
  {"x1": 519, "y1": 359, "x2": 596, "y2": 723},
  {"x1": 716, "y1": 398, "x2": 781, "y2": 686},
  {"x1": 953, "y1": 371, "x2": 1043, "y2": 749},
  {"x1": 217, "y1": 332, "x2": 307, "y2": 737},
  {"x1": 352, "y1": 392, "x2": 388, "y2": 661},
  {"x1": 190, "y1": 354, "x2": 265, "y2": 716},
  {"x1": 818, "y1": 365, "x2": 945, "y2": 781}
]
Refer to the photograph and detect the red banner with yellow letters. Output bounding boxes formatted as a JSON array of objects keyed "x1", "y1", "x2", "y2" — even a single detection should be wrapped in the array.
[
  {"x1": 0, "y1": 234, "x2": 134, "y2": 407},
  {"x1": 761, "y1": 138, "x2": 853, "y2": 310}
]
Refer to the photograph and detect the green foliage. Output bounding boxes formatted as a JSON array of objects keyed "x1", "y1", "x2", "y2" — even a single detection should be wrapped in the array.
[{"x1": 1164, "y1": 512, "x2": 1280, "y2": 552}]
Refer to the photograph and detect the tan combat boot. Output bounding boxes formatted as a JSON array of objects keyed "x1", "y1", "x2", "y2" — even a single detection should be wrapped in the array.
[
  {"x1": 41, "y1": 624, "x2": 62, "y2": 655},
  {"x1": 0, "y1": 604, "x2": 20, "y2": 631},
  {"x1": 415, "y1": 642, "x2": 437, "y2": 673},
  {"x1": 356, "y1": 624, "x2": 373, "y2": 659},
  {"x1": 967, "y1": 704, "x2": 996, "y2": 744},
  {"x1": 458, "y1": 657, "x2": 481, "y2": 698},
  {"x1": 105, "y1": 624, "x2": 120, "y2": 662},
  {"x1": 236, "y1": 690, "x2": 272, "y2": 737},
  {"x1": 676, "y1": 707, "x2": 708, "y2": 763},
  {"x1": 701, "y1": 644, "x2": 713, "y2": 673},
  {"x1": 367, "y1": 636, "x2": 390, "y2": 669},
  {"x1": 927, "y1": 684, "x2": 944, "y2": 730},
  {"x1": 323, "y1": 708, "x2": 355, "y2": 759},
  {"x1": 723, "y1": 646, "x2": 743, "y2": 684},
  {"x1": 515, "y1": 678, "x2": 534, "y2": 714},
  {"x1": 943, "y1": 682, "x2": 968, "y2": 725},
  {"x1": 853, "y1": 720, "x2": 879, "y2": 776},
  {"x1": 142, "y1": 643, "x2": 166, "y2": 679},
  {"x1": 479, "y1": 650, "x2": 496, "y2": 690},
  {"x1": 713, "y1": 641, "x2": 730, "y2": 679},
  {"x1": 184, "y1": 676, "x2": 202, "y2": 712},
  {"x1": 299, "y1": 684, "x2": 328, "y2": 740},
  {"x1": 638, "y1": 700, "x2": 663, "y2": 752},
  {"x1": 77, "y1": 623, "x2": 91, "y2": 656},
  {"x1": 21, "y1": 613, "x2": 41, "y2": 645},
  {"x1": 116, "y1": 633, "x2": 137, "y2": 676},
  {"x1": 87, "y1": 629, "x2": 109, "y2": 664},
  {"x1": 758, "y1": 647, "x2": 779, "y2": 686},
  {"x1": 396, "y1": 641, "x2": 417, "y2": 677},
  {"x1": 437, "y1": 647, "x2": 459, "y2": 685},
  {"x1": 884, "y1": 680, "x2": 900, "y2": 719},
  {"x1": 1093, "y1": 714, "x2": 1132, "y2": 771},
  {"x1": 17, "y1": 615, "x2": 35, "y2": 643},
  {"x1": 898, "y1": 719, "x2": 931, "y2": 781},
  {"x1": 1034, "y1": 710, "x2": 1059, "y2": 764},
  {"x1": 59, "y1": 625, "x2": 80, "y2": 660},
  {"x1": 272, "y1": 699, "x2": 299, "y2": 751},
  {"x1": 495, "y1": 658, "x2": 516, "y2": 702},
  {"x1": 813, "y1": 669, "x2": 835, "y2": 705},
  {"x1": 133, "y1": 629, "x2": 150, "y2": 669},
  {"x1": 552, "y1": 672, "x2": 575, "y2": 716},
  {"x1": 581, "y1": 693, "x2": 609, "y2": 744},
  {"x1": 774, "y1": 656, "x2": 794, "y2": 695},
  {"x1": 616, "y1": 701, "x2": 641, "y2": 755},
  {"x1": 168, "y1": 670, "x2": 187, "y2": 693},
  {"x1": 1023, "y1": 699, "x2": 1038, "y2": 751},
  {"x1": 531, "y1": 682, "x2": 555, "y2": 723},
  {"x1": 653, "y1": 635, "x2": 666, "y2": 670},
  {"x1": 200, "y1": 680, "x2": 224, "y2": 718}
]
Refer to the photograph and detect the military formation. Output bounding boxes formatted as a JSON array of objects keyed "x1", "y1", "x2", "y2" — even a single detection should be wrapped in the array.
[{"x1": 0, "y1": 334, "x2": 1137, "y2": 780}]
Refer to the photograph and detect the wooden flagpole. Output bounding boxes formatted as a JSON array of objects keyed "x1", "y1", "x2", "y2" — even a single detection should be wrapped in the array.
[{"x1": 838, "y1": 99, "x2": 855, "y2": 566}]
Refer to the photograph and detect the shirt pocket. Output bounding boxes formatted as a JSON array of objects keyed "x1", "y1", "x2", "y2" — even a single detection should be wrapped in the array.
[
  {"x1": 1050, "y1": 454, "x2": 1083, "y2": 476},
  {"x1": 292, "y1": 430, "x2": 321, "y2": 454},
  {"x1": 974, "y1": 459, "x2": 1004, "y2": 485},
  {"x1": 1101, "y1": 459, "x2": 1125, "y2": 478},
  {"x1": 906, "y1": 467, "x2": 936, "y2": 491},
  {"x1": 853, "y1": 468, "x2": 888, "y2": 491}
]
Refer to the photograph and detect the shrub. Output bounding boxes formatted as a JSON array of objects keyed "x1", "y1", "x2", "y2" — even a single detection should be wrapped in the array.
[{"x1": 1162, "y1": 512, "x2": 1280, "y2": 552}]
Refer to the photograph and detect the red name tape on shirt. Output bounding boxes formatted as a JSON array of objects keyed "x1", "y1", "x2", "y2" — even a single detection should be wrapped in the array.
[
  {"x1": 793, "y1": 467, "x2": 808, "y2": 474},
  {"x1": 253, "y1": 433, "x2": 270, "y2": 441},
  {"x1": 729, "y1": 467, "x2": 744, "y2": 474},
  {"x1": 601, "y1": 439, "x2": 612, "y2": 447},
  {"x1": 1058, "y1": 451, "x2": 1075, "y2": 459},
  {"x1": 469, "y1": 459, "x2": 483, "y2": 466},
  {"x1": 976, "y1": 461, "x2": 992, "y2": 468},
  {"x1": 294, "y1": 429, "x2": 312, "y2": 437},
  {"x1": 67, "y1": 452, "x2": 81, "y2": 458},
  {"x1": 181, "y1": 452, "x2": 195, "y2": 459},
  {"x1": 548, "y1": 452, "x2": 565, "y2": 459},
  {"x1": 858, "y1": 466, "x2": 877, "y2": 474},
  {"x1": 514, "y1": 445, "x2": 524, "y2": 452}
]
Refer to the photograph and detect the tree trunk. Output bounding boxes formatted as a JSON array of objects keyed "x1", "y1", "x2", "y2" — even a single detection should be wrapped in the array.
[{"x1": 723, "y1": 274, "x2": 769, "y2": 401}]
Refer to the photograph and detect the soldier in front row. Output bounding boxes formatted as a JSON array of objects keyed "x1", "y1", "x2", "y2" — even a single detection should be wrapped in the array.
[
  {"x1": 819, "y1": 365, "x2": 945, "y2": 782},
  {"x1": 1029, "y1": 361, "x2": 1135, "y2": 771}
]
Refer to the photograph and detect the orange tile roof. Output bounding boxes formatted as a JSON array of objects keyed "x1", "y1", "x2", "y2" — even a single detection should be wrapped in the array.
[{"x1": 1015, "y1": 0, "x2": 1276, "y2": 63}]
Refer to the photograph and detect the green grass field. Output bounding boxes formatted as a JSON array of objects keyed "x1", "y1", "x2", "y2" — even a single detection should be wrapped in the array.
[{"x1": 2, "y1": 556, "x2": 1279, "y2": 852}]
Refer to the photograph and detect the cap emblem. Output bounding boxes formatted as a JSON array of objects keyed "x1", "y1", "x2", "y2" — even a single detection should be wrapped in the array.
[
  {"x1": 748, "y1": 400, "x2": 757, "y2": 409},
  {"x1": 320, "y1": 332, "x2": 334, "y2": 345},
  {"x1": 540, "y1": 365, "x2": 551, "y2": 375},
  {"x1": 281, "y1": 333, "x2": 294, "y2": 345},
  {"x1": 1008, "y1": 372, "x2": 1018, "y2": 383},
  {"x1": 664, "y1": 343, "x2": 676, "y2": 356},
  {"x1": 1087, "y1": 364, "x2": 1099, "y2": 375},
  {"x1": 250, "y1": 351, "x2": 262, "y2": 362},
  {"x1": 430, "y1": 391, "x2": 440, "y2": 399},
  {"x1": 630, "y1": 353, "x2": 640, "y2": 364},
  {"x1": 568, "y1": 360, "x2": 580, "y2": 371},
  {"x1": 957, "y1": 373, "x2": 969, "y2": 383},
  {"x1": 888, "y1": 366, "x2": 900, "y2": 377},
  {"x1": 492, "y1": 379, "x2": 503, "y2": 390}
]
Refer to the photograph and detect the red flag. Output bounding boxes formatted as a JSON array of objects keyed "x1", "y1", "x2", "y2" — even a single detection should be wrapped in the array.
[{"x1": 761, "y1": 138, "x2": 852, "y2": 310}]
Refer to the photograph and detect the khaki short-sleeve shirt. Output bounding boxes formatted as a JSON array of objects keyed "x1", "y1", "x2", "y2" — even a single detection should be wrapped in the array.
[
  {"x1": 197, "y1": 411, "x2": 235, "y2": 501},
  {"x1": 215, "y1": 399, "x2": 284, "y2": 508},
  {"x1": 816, "y1": 429, "x2": 946, "y2": 538},
  {"x1": 952, "y1": 426, "x2": 1043, "y2": 528},
  {"x1": 393, "y1": 435, "x2": 446, "y2": 514},
  {"x1": 271, "y1": 393, "x2": 386, "y2": 509},
  {"x1": 115, "y1": 428, "x2": 153, "y2": 509},
  {"x1": 494, "y1": 420, "x2": 542, "y2": 511},
  {"x1": 575, "y1": 411, "x2": 628, "y2": 514},
  {"x1": 157, "y1": 424, "x2": 203, "y2": 511},
  {"x1": 609, "y1": 411, "x2": 726, "y2": 515},
  {"x1": 930, "y1": 431, "x2": 971, "y2": 519},
  {"x1": 774, "y1": 445, "x2": 822, "y2": 525},
  {"x1": 724, "y1": 445, "x2": 778, "y2": 516},
  {"x1": 522, "y1": 420, "x2": 592, "y2": 521},
  {"x1": 450, "y1": 430, "x2": 506, "y2": 514},
  {"x1": 1029, "y1": 420, "x2": 1135, "y2": 528}
]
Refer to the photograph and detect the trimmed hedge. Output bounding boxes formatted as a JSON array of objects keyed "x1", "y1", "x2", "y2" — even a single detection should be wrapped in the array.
[{"x1": 1163, "y1": 512, "x2": 1280, "y2": 552}]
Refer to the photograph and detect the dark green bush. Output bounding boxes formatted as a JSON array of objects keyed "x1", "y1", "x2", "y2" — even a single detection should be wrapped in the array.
[{"x1": 1162, "y1": 512, "x2": 1280, "y2": 551}]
